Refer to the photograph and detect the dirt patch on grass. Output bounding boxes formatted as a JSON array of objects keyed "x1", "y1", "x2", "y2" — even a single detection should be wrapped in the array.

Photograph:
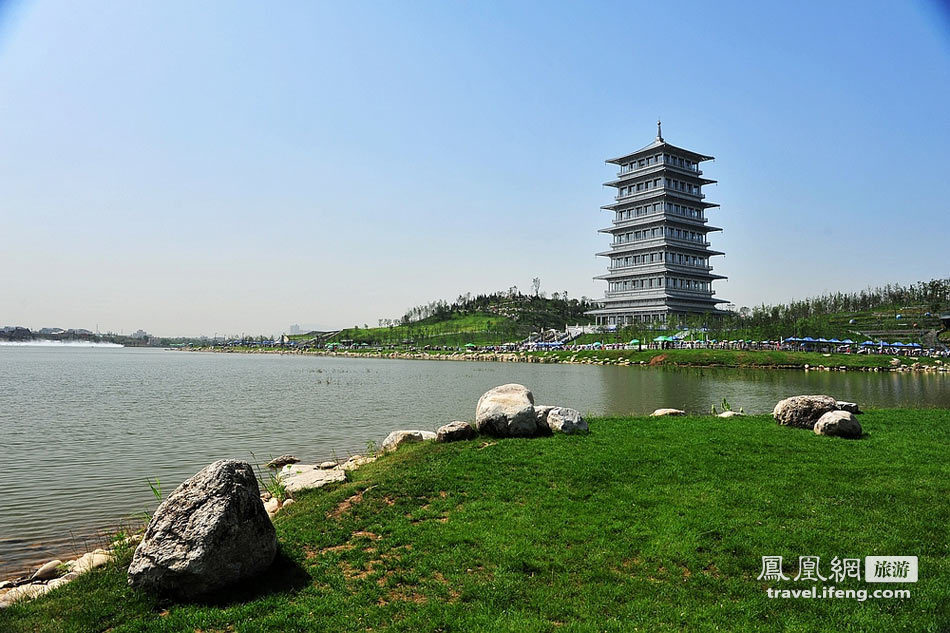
[
  {"x1": 352, "y1": 530, "x2": 381, "y2": 541},
  {"x1": 327, "y1": 485, "x2": 378, "y2": 520},
  {"x1": 305, "y1": 543, "x2": 355, "y2": 560}
]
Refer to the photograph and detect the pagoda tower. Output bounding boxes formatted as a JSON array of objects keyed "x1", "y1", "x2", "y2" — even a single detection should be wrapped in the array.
[{"x1": 588, "y1": 122, "x2": 728, "y2": 326}]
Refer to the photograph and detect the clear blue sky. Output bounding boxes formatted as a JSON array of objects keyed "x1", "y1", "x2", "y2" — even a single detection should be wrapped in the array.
[{"x1": 1, "y1": 0, "x2": 948, "y2": 336}]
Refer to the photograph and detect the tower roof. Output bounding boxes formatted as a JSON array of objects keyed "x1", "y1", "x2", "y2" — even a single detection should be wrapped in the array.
[{"x1": 606, "y1": 123, "x2": 714, "y2": 164}]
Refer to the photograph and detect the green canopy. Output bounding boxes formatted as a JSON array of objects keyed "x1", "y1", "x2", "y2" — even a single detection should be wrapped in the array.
[
  {"x1": 628, "y1": 339, "x2": 640, "y2": 344},
  {"x1": 653, "y1": 335, "x2": 670, "y2": 342},
  {"x1": 464, "y1": 343, "x2": 477, "y2": 348}
]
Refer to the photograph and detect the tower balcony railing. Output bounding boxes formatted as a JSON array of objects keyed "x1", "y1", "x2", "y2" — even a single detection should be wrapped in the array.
[
  {"x1": 616, "y1": 188, "x2": 705, "y2": 202},
  {"x1": 617, "y1": 162, "x2": 702, "y2": 178},
  {"x1": 604, "y1": 287, "x2": 716, "y2": 299},
  {"x1": 607, "y1": 263, "x2": 714, "y2": 273},
  {"x1": 611, "y1": 237, "x2": 711, "y2": 249}
]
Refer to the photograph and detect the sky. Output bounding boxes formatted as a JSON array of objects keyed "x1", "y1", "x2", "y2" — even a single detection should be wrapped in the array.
[{"x1": 1, "y1": 1, "x2": 948, "y2": 336}]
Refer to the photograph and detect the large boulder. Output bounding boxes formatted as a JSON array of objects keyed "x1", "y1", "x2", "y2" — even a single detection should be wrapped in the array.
[
  {"x1": 539, "y1": 407, "x2": 588, "y2": 434},
  {"x1": 127, "y1": 460, "x2": 276, "y2": 597},
  {"x1": 436, "y1": 421, "x2": 477, "y2": 443},
  {"x1": 381, "y1": 430, "x2": 437, "y2": 453},
  {"x1": 772, "y1": 395, "x2": 839, "y2": 429},
  {"x1": 651, "y1": 408, "x2": 686, "y2": 417},
  {"x1": 814, "y1": 410, "x2": 863, "y2": 439},
  {"x1": 475, "y1": 384, "x2": 539, "y2": 437}
]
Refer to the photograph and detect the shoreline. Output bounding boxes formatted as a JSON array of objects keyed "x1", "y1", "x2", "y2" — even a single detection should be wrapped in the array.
[
  {"x1": 4, "y1": 408, "x2": 948, "y2": 630},
  {"x1": 179, "y1": 346, "x2": 950, "y2": 373}
]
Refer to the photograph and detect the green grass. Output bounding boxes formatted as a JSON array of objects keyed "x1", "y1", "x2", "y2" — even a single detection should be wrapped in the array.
[{"x1": 3, "y1": 410, "x2": 948, "y2": 632}]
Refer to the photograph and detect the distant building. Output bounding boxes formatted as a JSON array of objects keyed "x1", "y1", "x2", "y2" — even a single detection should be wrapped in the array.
[
  {"x1": 588, "y1": 122, "x2": 728, "y2": 325},
  {"x1": 130, "y1": 329, "x2": 149, "y2": 340},
  {"x1": 289, "y1": 324, "x2": 302, "y2": 335}
]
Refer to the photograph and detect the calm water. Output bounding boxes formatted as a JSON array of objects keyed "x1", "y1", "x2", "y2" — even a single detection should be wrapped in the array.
[{"x1": 1, "y1": 346, "x2": 949, "y2": 576}]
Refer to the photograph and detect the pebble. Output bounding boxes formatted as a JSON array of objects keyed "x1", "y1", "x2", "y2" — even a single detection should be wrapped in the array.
[
  {"x1": 319, "y1": 461, "x2": 337, "y2": 469},
  {"x1": 31, "y1": 560, "x2": 62, "y2": 581}
]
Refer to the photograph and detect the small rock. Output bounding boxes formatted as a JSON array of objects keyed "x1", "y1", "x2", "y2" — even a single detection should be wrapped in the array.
[
  {"x1": 436, "y1": 421, "x2": 477, "y2": 442},
  {"x1": 814, "y1": 410, "x2": 863, "y2": 439},
  {"x1": 46, "y1": 572, "x2": 78, "y2": 591},
  {"x1": 0, "y1": 581, "x2": 12, "y2": 590},
  {"x1": 72, "y1": 551, "x2": 113, "y2": 574},
  {"x1": 263, "y1": 497, "x2": 280, "y2": 514},
  {"x1": 31, "y1": 560, "x2": 63, "y2": 581},
  {"x1": 717, "y1": 410, "x2": 743, "y2": 418},
  {"x1": 651, "y1": 408, "x2": 686, "y2": 417},
  {"x1": 281, "y1": 498, "x2": 295, "y2": 508},
  {"x1": 266, "y1": 454, "x2": 300, "y2": 469},
  {"x1": 836, "y1": 401, "x2": 862, "y2": 414},
  {"x1": 381, "y1": 430, "x2": 437, "y2": 453},
  {"x1": 0, "y1": 583, "x2": 50, "y2": 607},
  {"x1": 279, "y1": 464, "x2": 347, "y2": 493},
  {"x1": 319, "y1": 461, "x2": 338, "y2": 469},
  {"x1": 544, "y1": 407, "x2": 588, "y2": 434},
  {"x1": 341, "y1": 455, "x2": 377, "y2": 471}
]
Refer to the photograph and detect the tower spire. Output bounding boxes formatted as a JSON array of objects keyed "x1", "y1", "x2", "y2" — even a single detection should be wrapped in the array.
[{"x1": 656, "y1": 118, "x2": 663, "y2": 142}]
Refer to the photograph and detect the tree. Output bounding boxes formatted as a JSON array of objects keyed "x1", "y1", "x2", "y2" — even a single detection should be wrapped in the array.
[{"x1": 532, "y1": 277, "x2": 541, "y2": 296}]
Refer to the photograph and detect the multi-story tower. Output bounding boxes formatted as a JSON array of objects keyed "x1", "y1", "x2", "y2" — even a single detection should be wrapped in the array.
[{"x1": 588, "y1": 122, "x2": 728, "y2": 326}]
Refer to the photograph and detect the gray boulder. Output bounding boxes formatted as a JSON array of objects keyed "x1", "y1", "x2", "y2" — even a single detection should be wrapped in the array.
[
  {"x1": 773, "y1": 395, "x2": 839, "y2": 429},
  {"x1": 814, "y1": 410, "x2": 863, "y2": 439},
  {"x1": 836, "y1": 401, "x2": 862, "y2": 414},
  {"x1": 436, "y1": 421, "x2": 477, "y2": 443},
  {"x1": 381, "y1": 430, "x2": 437, "y2": 453},
  {"x1": 127, "y1": 459, "x2": 276, "y2": 597},
  {"x1": 266, "y1": 454, "x2": 299, "y2": 469},
  {"x1": 541, "y1": 407, "x2": 588, "y2": 434},
  {"x1": 475, "y1": 384, "x2": 539, "y2": 437}
]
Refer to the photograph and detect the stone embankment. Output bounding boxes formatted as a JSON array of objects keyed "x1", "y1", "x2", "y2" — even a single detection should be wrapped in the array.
[{"x1": 184, "y1": 347, "x2": 950, "y2": 373}]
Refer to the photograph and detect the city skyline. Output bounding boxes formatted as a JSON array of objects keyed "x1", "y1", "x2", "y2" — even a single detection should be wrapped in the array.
[{"x1": 2, "y1": 1, "x2": 949, "y2": 336}]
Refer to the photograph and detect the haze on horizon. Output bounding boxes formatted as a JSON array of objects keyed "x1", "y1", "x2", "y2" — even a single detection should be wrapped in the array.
[{"x1": 1, "y1": 1, "x2": 948, "y2": 337}]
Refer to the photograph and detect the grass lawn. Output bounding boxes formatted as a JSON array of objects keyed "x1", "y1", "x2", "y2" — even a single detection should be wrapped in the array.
[{"x1": 4, "y1": 410, "x2": 948, "y2": 632}]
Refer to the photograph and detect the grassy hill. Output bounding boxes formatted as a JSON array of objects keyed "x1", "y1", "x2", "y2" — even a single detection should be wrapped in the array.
[
  {"x1": 3, "y1": 409, "x2": 948, "y2": 632},
  {"x1": 313, "y1": 314, "x2": 522, "y2": 348},
  {"x1": 291, "y1": 291, "x2": 598, "y2": 347}
]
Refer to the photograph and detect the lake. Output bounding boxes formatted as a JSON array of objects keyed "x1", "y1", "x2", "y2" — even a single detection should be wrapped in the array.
[{"x1": 1, "y1": 345, "x2": 948, "y2": 577}]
